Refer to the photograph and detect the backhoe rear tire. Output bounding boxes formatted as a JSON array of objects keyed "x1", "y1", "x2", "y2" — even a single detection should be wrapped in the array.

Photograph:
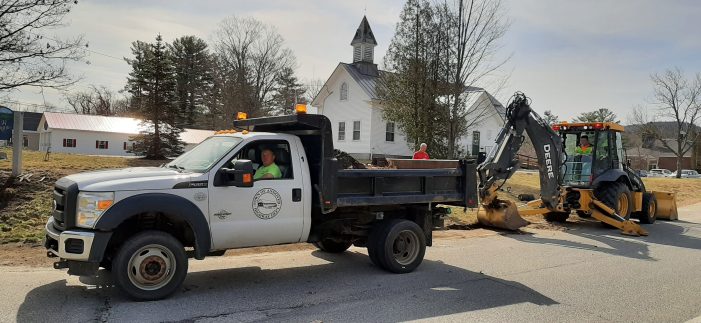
[
  {"x1": 637, "y1": 192, "x2": 657, "y2": 224},
  {"x1": 595, "y1": 182, "x2": 633, "y2": 225},
  {"x1": 544, "y1": 212, "x2": 569, "y2": 223}
]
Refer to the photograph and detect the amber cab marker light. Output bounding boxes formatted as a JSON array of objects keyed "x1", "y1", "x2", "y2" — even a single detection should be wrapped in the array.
[
  {"x1": 295, "y1": 104, "x2": 307, "y2": 114},
  {"x1": 236, "y1": 112, "x2": 247, "y2": 120}
]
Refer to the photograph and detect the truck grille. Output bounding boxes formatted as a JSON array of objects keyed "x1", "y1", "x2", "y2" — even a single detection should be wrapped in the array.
[{"x1": 52, "y1": 180, "x2": 78, "y2": 230}]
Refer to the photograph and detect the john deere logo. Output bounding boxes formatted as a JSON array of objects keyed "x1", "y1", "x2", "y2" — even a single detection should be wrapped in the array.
[{"x1": 252, "y1": 188, "x2": 282, "y2": 220}]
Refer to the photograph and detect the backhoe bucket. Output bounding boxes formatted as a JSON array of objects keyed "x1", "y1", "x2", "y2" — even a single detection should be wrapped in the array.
[
  {"x1": 477, "y1": 198, "x2": 530, "y2": 230},
  {"x1": 652, "y1": 191, "x2": 678, "y2": 220}
]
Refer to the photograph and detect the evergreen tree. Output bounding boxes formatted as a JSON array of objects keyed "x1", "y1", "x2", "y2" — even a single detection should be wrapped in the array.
[
  {"x1": 125, "y1": 34, "x2": 184, "y2": 159},
  {"x1": 170, "y1": 36, "x2": 214, "y2": 128},
  {"x1": 270, "y1": 67, "x2": 306, "y2": 115},
  {"x1": 543, "y1": 110, "x2": 559, "y2": 125},
  {"x1": 573, "y1": 108, "x2": 619, "y2": 123}
]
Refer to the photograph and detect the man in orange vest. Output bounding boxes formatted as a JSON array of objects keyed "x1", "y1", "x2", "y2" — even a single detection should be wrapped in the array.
[{"x1": 575, "y1": 135, "x2": 592, "y2": 156}]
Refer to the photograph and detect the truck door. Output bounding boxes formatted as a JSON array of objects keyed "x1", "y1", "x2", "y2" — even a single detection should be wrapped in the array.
[{"x1": 208, "y1": 138, "x2": 305, "y2": 249}]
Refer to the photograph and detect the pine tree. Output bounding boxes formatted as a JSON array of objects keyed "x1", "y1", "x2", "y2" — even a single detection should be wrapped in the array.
[
  {"x1": 170, "y1": 36, "x2": 214, "y2": 128},
  {"x1": 126, "y1": 34, "x2": 184, "y2": 159},
  {"x1": 573, "y1": 108, "x2": 619, "y2": 123},
  {"x1": 270, "y1": 67, "x2": 306, "y2": 115}
]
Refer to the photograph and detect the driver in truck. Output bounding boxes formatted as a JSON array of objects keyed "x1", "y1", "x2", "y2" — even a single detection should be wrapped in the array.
[{"x1": 254, "y1": 148, "x2": 282, "y2": 180}]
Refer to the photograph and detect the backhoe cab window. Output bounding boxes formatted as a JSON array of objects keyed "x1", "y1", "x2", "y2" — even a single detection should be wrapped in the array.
[{"x1": 563, "y1": 131, "x2": 596, "y2": 185}]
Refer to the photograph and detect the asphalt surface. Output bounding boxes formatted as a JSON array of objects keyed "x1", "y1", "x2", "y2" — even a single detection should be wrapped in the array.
[{"x1": 2, "y1": 207, "x2": 701, "y2": 323}]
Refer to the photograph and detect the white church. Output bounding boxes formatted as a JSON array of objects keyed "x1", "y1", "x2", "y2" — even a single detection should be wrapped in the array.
[{"x1": 311, "y1": 16, "x2": 506, "y2": 161}]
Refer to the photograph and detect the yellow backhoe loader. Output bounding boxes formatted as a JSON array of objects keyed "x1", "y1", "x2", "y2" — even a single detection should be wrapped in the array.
[{"x1": 476, "y1": 93, "x2": 677, "y2": 236}]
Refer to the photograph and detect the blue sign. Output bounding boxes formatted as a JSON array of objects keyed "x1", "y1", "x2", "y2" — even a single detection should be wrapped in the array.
[{"x1": 0, "y1": 106, "x2": 13, "y2": 140}]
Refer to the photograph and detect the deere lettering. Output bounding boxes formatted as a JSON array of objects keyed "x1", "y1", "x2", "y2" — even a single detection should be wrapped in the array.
[{"x1": 543, "y1": 144, "x2": 554, "y2": 178}]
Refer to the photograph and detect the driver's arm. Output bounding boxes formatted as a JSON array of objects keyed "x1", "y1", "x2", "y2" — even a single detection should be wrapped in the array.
[{"x1": 261, "y1": 173, "x2": 274, "y2": 179}]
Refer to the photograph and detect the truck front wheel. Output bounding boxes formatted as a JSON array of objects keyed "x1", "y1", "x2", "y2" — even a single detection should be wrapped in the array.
[
  {"x1": 368, "y1": 220, "x2": 426, "y2": 274},
  {"x1": 112, "y1": 230, "x2": 188, "y2": 301}
]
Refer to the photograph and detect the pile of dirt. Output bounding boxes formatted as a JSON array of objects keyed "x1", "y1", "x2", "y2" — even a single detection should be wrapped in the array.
[{"x1": 334, "y1": 149, "x2": 366, "y2": 169}]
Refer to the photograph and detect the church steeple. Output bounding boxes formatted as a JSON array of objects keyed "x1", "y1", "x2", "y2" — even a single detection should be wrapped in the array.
[{"x1": 351, "y1": 16, "x2": 377, "y2": 64}]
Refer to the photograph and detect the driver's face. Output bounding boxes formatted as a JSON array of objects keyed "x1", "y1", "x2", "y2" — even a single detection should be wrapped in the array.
[
  {"x1": 261, "y1": 150, "x2": 275, "y2": 166},
  {"x1": 580, "y1": 137, "x2": 589, "y2": 146}
]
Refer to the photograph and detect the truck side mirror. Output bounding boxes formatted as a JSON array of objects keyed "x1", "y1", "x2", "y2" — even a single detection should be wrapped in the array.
[{"x1": 216, "y1": 159, "x2": 254, "y2": 187}]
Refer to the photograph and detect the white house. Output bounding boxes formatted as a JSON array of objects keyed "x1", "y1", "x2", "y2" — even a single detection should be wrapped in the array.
[
  {"x1": 311, "y1": 16, "x2": 505, "y2": 160},
  {"x1": 38, "y1": 112, "x2": 214, "y2": 156}
]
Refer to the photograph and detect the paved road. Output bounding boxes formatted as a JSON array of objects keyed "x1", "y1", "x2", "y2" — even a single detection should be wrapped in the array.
[{"x1": 2, "y1": 208, "x2": 701, "y2": 323}]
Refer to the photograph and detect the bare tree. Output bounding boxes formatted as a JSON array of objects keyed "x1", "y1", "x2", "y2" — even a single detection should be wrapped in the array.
[
  {"x1": 573, "y1": 107, "x2": 619, "y2": 123},
  {"x1": 0, "y1": 0, "x2": 86, "y2": 92},
  {"x1": 212, "y1": 16, "x2": 296, "y2": 123},
  {"x1": 64, "y1": 85, "x2": 125, "y2": 116},
  {"x1": 304, "y1": 78, "x2": 325, "y2": 103},
  {"x1": 441, "y1": 0, "x2": 510, "y2": 158},
  {"x1": 632, "y1": 68, "x2": 701, "y2": 178}
]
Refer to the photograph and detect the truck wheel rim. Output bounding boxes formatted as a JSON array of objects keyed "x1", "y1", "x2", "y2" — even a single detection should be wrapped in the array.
[
  {"x1": 127, "y1": 244, "x2": 176, "y2": 291},
  {"x1": 393, "y1": 230, "x2": 420, "y2": 266},
  {"x1": 649, "y1": 201, "x2": 656, "y2": 217}
]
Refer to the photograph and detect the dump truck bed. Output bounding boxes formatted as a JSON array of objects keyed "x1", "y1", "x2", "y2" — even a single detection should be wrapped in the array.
[{"x1": 334, "y1": 162, "x2": 478, "y2": 208}]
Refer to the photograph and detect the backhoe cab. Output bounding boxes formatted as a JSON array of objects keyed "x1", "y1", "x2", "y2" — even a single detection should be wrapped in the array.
[{"x1": 476, "y1": 93, "x2": 678, "y2": 236}]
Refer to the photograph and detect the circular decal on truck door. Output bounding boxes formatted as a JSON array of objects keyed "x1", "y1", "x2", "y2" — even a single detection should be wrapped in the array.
[{"x1": 252, "y1": 188, "x2": 282, "y2": 220}]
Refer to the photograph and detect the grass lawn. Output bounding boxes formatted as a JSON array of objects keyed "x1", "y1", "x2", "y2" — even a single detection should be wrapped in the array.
[{"x1": 0, "y1": 148, "x2": 165, "y2": 244}]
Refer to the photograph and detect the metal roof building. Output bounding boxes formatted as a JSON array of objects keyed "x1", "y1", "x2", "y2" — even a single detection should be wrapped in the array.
[{"x1": 37, "y1": 112, "x2": 214, "y2": 156}]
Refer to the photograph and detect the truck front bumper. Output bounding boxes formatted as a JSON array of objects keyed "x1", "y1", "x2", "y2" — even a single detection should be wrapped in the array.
[{"x1": 44, "y1": 216, "x2": 112, "y2": 275}]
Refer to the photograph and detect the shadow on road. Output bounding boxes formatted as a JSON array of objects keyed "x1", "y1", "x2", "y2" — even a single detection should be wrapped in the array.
[
  {"x1": 505, "y1": 217, "x2": 701, "y2": 261},
  {"x1": 17, "y1": 251, "x2": 557, "y2": 322}
]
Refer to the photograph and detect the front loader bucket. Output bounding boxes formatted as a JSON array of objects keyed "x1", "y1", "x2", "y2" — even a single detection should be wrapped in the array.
[
  {"x1": 653, "y1": 191, "x2": 678, "y2": 220},
  {"x1": 477, "y1": 198, "x2": 530, "y2": 230}
]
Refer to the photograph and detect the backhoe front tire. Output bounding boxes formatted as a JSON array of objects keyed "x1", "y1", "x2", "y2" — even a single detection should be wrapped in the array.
[
  {"x1": 368, "y1": 220, "x2": 426, "y2": 274},
  {"x1": 637, "y1": 192, "x2": 657, "y2": 224},
  {"x1": 595, "y1": 182, "x2": 633, "y2": 225},
  {"x1": 313, "y1": 239, "x2": 352, "y2": 253},
  {"x1": 112, "y1": 231, "x2": 188, "y2": 301},
  {"x1": 544, "y1": 212, "x2": 569, "y2": 223}
]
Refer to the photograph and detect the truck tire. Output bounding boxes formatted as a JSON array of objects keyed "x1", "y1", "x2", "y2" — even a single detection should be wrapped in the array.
[
  {"x1": 595, "y1": 182, "x2": 633, "y2": 221},
  {"x1": 313, "y1": 239, "x2": 352, "y2": 253},
  {"x1": 637, "y1": 192, "x2": 657, "y2": 224},
  {"x1": 369, "y1": 220, "x2": 426, "y2": 274},
  {"x1": 544, "y1": 212, "x2": 569, "y2": 222},
  {"x1": 112, "y1": 230, "x2": 188, "y2": 301}
]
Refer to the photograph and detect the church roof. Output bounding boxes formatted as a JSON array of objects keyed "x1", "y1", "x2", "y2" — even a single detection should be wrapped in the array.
[
  {"x1": 350, "y1": 16, "x2": 377, "y2": 46},
  {"x1": 341, "y1": 63, "x2": 386, "y2": 99}
]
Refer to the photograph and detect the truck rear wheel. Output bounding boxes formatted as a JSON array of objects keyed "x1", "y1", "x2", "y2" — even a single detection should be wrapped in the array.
[
  {"x1": 313, "y1": 239, "x2": 352, "y2": 253},
  {"x1": 637, "y1": 192, "x2": 657, "y2": 224},
  {"x1": 112, "y1": 230, "x2": 188, "y2": 301},
  {"x1": 368, "y1": 220, "x2": 426, "y2": 274}
]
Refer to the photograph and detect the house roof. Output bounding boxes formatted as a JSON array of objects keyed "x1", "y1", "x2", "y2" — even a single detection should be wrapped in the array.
[
  {"x1": 23, "y1": 112, "x2": 42, "y2": 132},
  {"x1": 180, "y1": 128, "x2": 216, "y2": 144},
  {"x1": 350, "y1": 16, "x2": 377, "y2": 46},
  {"x1": 43, "y1": 112, "x2": 214, "y2": 143},
  {"x1": 44, "y1": 112, "x2": 142, "y2": 134}
]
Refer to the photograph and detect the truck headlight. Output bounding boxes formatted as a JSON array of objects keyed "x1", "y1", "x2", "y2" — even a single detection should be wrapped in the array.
[{"x1": 77, "y1": 192, "x2": 114, "y2": 228}]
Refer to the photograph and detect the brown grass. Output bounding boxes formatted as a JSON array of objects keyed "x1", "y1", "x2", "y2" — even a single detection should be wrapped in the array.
[{"x1": 0, "y1": 148, "x2": 165, "y2": 244}]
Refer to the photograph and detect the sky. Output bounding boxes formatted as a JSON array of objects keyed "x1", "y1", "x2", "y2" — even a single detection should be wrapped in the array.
[{"x1": 6, "y1": 0, "x2": 701, "y2": 124}]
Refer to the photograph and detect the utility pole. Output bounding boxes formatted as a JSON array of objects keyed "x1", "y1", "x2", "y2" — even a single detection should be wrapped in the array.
[{"x1": 12, "y1": 111, "x2": 23, "y2": 176}]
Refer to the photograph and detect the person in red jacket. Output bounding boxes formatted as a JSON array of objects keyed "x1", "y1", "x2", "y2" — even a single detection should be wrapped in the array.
[{"x1": 413, "y1": 143, "x2": 430, "y2": 159}]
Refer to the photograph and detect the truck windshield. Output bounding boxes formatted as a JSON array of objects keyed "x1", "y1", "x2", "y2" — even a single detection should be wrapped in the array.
[{"x1": 166, "y1": 136, "x2": 242, "y2": 172}]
